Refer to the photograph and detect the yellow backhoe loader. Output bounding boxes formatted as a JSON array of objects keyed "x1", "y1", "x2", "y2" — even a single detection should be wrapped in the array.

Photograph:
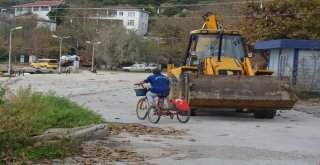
[{"x1": 167, "y1": 12, "x2": 297, "y2": 118}]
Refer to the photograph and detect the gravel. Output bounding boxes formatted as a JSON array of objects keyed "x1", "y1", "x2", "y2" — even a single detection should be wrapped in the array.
[{"x1": 293, "y1": 101, "x2": 320, "y2": 118}]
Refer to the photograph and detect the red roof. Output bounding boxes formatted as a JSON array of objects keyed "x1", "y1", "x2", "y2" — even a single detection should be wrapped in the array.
[{"x1": 13, "y1": 1, "x2": 63, "y2": 7}]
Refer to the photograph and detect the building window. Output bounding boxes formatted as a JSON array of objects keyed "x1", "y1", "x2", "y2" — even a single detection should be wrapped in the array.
[
  {"x1": 128, "y1": 11, "x2": 135, "y2": 17},
  {"x1": 33, "y1": 7, "x2": 40, "y2": 11},
  {"x1": 17, "y1": 8, "x2": 23, "y2": 11},
  {"x1": 127, "y1": 20, "x2": 134, "y2": 26},
  {"x1": 119, "y1": 11, "x2": 123, "y2": 16},
  {"x1": 41, "y1": 7, "x2": 49, "y2": 11},
  {"x1": 25, "y1": 7, "x2": 32, "y2": 12}
]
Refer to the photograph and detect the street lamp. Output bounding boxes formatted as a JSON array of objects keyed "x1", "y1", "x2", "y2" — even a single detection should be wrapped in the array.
[
  {"x1": 52, "y1": 35, "x2": 70, "y2": 73},
  {"x1": 86, "y1": 41, "x2": 101, "y2": 72},
  {"x1": 8, "y1": 26, "x2": 23, "y2": 74}
]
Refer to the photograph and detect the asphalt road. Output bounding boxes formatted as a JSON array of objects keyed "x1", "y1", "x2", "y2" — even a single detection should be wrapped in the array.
[{"x1": 10, "y1": 71, "x2": 320, "y2": 165}]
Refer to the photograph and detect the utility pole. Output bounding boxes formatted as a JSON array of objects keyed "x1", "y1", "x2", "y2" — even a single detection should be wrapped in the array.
[
  {"x1": 8, "y1": 26, "x2": 23, "y2": 75},
  {"x1": 52, "y1": 35, "x2": 70, "y2": 73},
  {"x1": 157, "y1": 33, "x2": 160, "y2": 69}
]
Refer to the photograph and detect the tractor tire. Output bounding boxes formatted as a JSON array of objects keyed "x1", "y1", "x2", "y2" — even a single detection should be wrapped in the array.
[
  {"x1": 181, "y1": 73, "x2": 197, "y2": 116},
  {"x1": 253, "y1": 110, "x2": 277, "y2": 119},
  {"x1": 190, "y1": 109, "x2": 197, "y2": 116},
  {"x1": 170, "y1": 75, "x2": 178, "y2": 99},
  {"x1": 235, "y1": 109, "x2": 252, "y2": 113}
]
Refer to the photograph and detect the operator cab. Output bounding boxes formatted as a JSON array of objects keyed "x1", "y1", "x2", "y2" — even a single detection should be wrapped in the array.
[{"x1": 186, "y1": 33, "x2": 247, "y2": 66}]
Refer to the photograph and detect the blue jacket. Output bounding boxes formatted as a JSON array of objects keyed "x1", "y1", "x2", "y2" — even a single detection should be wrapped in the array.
[{"x1": 144, "y1": 74, "x2": 170, "y2": 96}]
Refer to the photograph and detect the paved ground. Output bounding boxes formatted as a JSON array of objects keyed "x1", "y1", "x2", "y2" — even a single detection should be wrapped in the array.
[{"x1": 5, "y1": 71, "x2": 320, "y2": 165}]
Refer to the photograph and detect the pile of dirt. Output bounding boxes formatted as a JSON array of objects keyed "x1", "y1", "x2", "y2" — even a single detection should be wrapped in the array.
[
  {"x1": 59, "y1": 123, "x2": 187, "y2": 164},
  {"x1": 111, "y1": 123, "x2": 188, "y2": 137},
  {"x1": 59, "y1": 138, "x2": 147, "y2": 164}
]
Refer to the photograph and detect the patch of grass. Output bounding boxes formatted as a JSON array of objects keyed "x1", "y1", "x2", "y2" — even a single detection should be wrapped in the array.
[
  {"x1": 25, "y1": 139, "x2": 79, "y2": 161},
  {"x1": 106, "y1": 122, "x2": 118, "y2": 131},
  {"x1": 0, "y1": 86, "x2": 106, "y2": 162}
]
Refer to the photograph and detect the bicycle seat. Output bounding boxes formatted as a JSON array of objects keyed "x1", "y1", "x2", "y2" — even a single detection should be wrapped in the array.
[{"x1": 158, "y1": 95, "x2": 167, "y2": 99}]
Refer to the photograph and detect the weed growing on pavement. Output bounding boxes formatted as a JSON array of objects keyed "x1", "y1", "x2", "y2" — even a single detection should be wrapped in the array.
[{"x1": 0, "y1": 86, "x2": 106, "y2": 162}]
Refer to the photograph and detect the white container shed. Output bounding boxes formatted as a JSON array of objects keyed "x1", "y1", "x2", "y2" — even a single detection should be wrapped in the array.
[{"x1": 255, "y1": 39, "x2": 320, "y2": 92}]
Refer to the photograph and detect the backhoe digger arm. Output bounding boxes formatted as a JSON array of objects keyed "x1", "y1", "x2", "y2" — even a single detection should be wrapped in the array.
[{"x1": 202, "y1": 12, "x2": 223, "y2": 30}]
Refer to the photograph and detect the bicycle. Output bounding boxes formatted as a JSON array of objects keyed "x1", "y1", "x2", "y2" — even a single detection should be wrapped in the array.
[
  {"x1": 134, "y1": 85, "x2": 149, "y2": 120},
  {"x1": 134, "y1": 85, "x2": 190, "y2": 124}
]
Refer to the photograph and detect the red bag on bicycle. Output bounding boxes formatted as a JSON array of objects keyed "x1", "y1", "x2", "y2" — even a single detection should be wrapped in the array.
[{"x1": 170, "y1": 99, "x2": 190, "y2": 111}]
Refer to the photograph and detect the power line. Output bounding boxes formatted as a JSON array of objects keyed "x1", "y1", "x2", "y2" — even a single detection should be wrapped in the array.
[
  {"x1": 44, "y1": 0, "x2": 274, "y2": 10},
  {"x1": 160, "y1": 0, "x2": 274, "y2": 7},
  {"x1": 28, "y1": 11, "x2": 315, "y2": 20}
]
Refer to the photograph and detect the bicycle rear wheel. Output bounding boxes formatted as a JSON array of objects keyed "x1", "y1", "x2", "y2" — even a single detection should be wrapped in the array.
[
  {"x1": 148, "y1": 107, "x2": 161, "y2": 124},
  {"x1": 177, "y1": 110, "x2": 190, "y2": 123},
  {"x1": 136, "y1": 97, "x2": 148, "y2": 120}
]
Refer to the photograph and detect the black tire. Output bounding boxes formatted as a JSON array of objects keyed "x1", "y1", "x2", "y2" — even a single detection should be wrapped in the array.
[
  {"x1": 136, "y1": 98, "x2": 148, "y2": 120},
  {"x1": 183, "y1": 75, "x2": 197, "y2": 116},
  {"x1": 235, "y1": 109, "x2": 243, "y2": 112},
  {"x1": 190, "y1": 109, "x2": 197, "y2": 116},
  {"x1": 148, "y1": 107, "x2": 161, "y2": 124},
  {"x1": 145, "y1": 69, "x2": 151, "y2": 73},
  {"x1": 170, "y1": 75, "x2": 178, "y2": 99},
  {"x1": 253, "y1": 110, "x2": 277, "y2": 119},
  {"x1": 235, "y1": 109, "x2": 252, "y2": 113},
  {"x1": 177, "y1": 110, "x2": 190, "y2": 123},
  {"x1": 124, "y1": 69, "x2": 130, "y2": 72}
]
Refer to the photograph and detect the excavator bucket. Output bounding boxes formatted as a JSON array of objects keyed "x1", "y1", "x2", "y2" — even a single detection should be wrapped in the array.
[{"x1": 187, "y1": 75, "x2": 297, "y2": 110}]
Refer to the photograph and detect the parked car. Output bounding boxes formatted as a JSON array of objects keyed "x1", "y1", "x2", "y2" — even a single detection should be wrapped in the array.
[
  {"x1": 31, "y1": 59, "x2": 58, "y2": 69},
  {"x1": 1, "y1": 65, "x2": 14, "y2": 74},
  {"x1": 122, "y1": 64, "x2": 157, "y2": 73}
]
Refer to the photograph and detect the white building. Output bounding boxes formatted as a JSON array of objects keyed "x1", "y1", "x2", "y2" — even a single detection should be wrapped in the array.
[
  {"x1": 37, "y1": 19, "x2": 56, "y2": 31},
  {"x1": 255, "y1": 39, "x2": 320, "y2": 92},
  {"x1": 90, "y1": 7, "x2": 149, "y2": 36},
  {"x1": 13, "y1": 1, "x2": 63, "y2": 20}
]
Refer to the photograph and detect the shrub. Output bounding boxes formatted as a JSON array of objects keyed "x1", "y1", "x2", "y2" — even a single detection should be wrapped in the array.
[{"x1": 0, "y1": 87, "x2": 105, "y2": 161}]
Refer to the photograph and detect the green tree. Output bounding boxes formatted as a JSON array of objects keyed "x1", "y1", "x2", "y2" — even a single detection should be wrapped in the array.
[
  {"x1": 238, "y1": 0, "x2": 320, "y2": 45},
  {"x1": 47, "y1": 4, "x2": 68, "y2": 25},
  {"x1": 88, "y1": 23, "x2": 158, "y2": 68}
]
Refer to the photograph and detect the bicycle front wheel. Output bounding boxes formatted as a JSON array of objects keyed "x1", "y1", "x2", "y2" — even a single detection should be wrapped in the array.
[
  {"x1": 148, "y1": 107, "x2": 161, "y2": 124},
  {"x1": 177, "y1": 110, "x2": 190, "y2": 123},
  {"x1": 136, "y1": 97, "x2": 148, "y2": 120}
]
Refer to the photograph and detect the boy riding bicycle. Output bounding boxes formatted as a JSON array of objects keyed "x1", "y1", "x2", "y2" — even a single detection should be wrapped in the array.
[{"x1": 135, "y1": 68, "x2": 170, "y2": 108}]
